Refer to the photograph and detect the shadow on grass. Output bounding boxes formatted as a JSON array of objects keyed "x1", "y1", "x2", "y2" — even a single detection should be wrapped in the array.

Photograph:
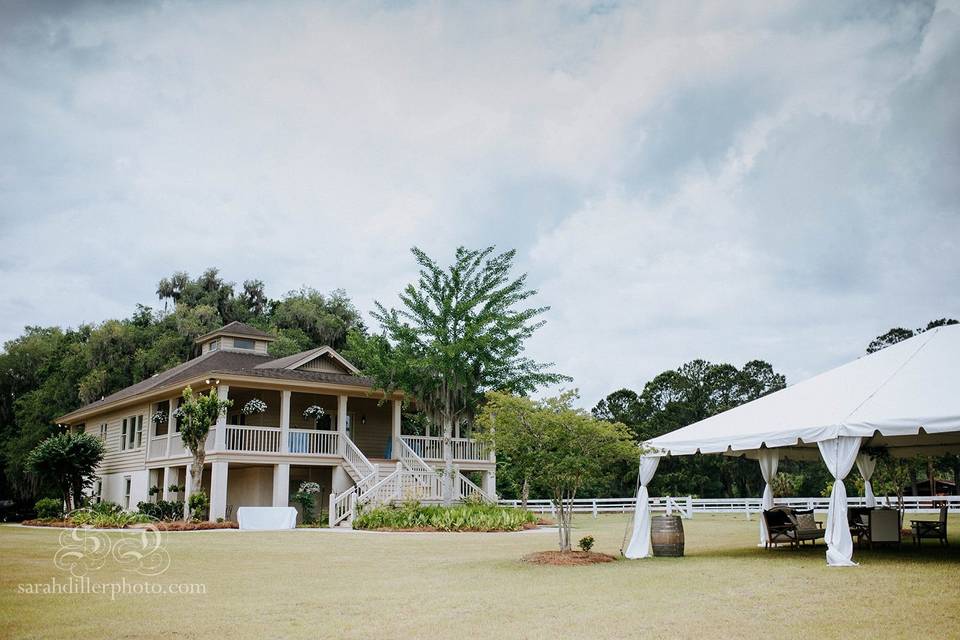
[{"x1": 691, "y1": 539, "x2": 960, "y2": 565}]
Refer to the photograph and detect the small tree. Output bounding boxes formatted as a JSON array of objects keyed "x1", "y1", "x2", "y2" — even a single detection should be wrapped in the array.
[
  {"x1": 26, "y1": 431, "x2": 105, "y2": 511},
  {"x1": 178, "y1": 385, "x2": 232, "y2": 513},
  {"x1": 477, "y1": 391, "x2": 639, "y2": 552}
]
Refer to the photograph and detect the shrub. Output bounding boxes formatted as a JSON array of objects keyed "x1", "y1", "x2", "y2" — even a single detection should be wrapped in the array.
[
  {"x1": 137, "y1": 500, "x2": 184, "y2": 521},
  {"x1": 71, "y1": 509, "x2": 152, "y2": 528},
  {"x1": 293, "y1": 482, "x2": 321, "y2": 524},
  {"x1": 578, "y1": 535, "x2": 595, "y2": 552},
  {"x1": 352, "y1": 501, "x2": 539, "y2": 532},
  {"x1": 35, "y1": 497, "x2": 63, "y2": 520},
  {"x1": 91, "y1": 501, "x2": 123, "y2": 516},
  {"x1": 188, "y1": 491, "x2": 209, "y2": 521}
]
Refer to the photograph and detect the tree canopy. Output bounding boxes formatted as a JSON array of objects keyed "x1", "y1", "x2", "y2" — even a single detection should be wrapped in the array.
[
  {"x1": 348, "y1": 246, "x2": 569, "y2": 503},
  {"x1": 477, "y1": 390, "x2": 638, "y2": 551},
  {"x1": 26, "y1": 431, "x2": 105, "y2": 511}
]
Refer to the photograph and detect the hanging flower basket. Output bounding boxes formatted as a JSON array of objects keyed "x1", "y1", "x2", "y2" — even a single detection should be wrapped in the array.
[
  {"x1": 242, "y1": 399, "x2": 268, "y2": 415},
  {"x1": 152, "y1": 411, "x2": 168, "y2": 425},
  {"x1": 171, "y1": 407, "x2": 185, "y2": 420},
  {"x1": 302, "y1": 405, "x2": 326, "y2": 426}
]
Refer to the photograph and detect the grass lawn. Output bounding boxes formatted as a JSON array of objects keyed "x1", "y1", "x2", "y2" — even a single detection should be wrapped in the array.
[{"x1": 1, "y1": 513, "x2": 958, "y2": 639}]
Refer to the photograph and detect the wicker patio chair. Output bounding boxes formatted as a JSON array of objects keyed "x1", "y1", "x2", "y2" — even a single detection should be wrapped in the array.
[{"x1": 911, "y1": 506, "x2": 948, "y2": 546}]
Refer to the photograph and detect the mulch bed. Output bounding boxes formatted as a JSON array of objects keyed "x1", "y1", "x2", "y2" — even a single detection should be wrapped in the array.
[
  {"x1": 522, "y1": 550, "x2": 618, "y2": 566},
  {"x1": 356, "y1": 521, "x2": 543, "y2": 533},
  {"x1": 20, "y1": 519, "x2": 238, "y2": 530}
]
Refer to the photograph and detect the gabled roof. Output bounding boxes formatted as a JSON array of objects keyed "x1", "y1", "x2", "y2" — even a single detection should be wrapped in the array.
[
  {"x1": 194, "y1": 321, "x2": 275, "y2": 344},
  {"x1": 254, "y1": 346, "x2": 360, "y2": 375}
]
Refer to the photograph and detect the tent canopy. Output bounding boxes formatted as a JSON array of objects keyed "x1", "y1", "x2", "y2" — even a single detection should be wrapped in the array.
[{"x1": 645, "y1": 324, "x2": 960, "y2": 460}]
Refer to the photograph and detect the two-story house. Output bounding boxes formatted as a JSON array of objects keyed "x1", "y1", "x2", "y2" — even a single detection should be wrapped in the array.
[{"x1": 55, "y1": 322, "x2": 496, "y2": 526}]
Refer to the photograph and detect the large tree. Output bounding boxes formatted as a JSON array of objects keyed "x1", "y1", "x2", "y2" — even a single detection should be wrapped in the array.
[
  {"x1": 26, "y1": 431, "x2": 105, "y2": 511},
  {"x1": 478, "y1": 391, "x2": 637, "y2": 552},
  {"x1": 349, "y1": 246, "x2": 569, "y2": 504},
  {"x1": 592, "y1": 359, "x2": 788, "y2": 498}
]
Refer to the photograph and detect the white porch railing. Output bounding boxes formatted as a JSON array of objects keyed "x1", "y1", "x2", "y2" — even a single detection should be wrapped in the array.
[
  {"x1": 343, "y1": 437, "x2": 378, "y2": 493},
  {"x1": 400, "y1": 435, "x2": 490, "y2": 462},
  {"x1": 224, "y1": 425, "x2": 281, "y2": 453},
  {"x1": 456, "y1": 471, "x2": 491, "y2": 502},
  {"x1": 288, "y1": 429, "x2": 339, "y2": 455}
]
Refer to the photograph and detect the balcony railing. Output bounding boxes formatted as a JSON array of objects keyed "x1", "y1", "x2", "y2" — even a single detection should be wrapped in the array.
[
  {"x1": 224, "y1": 425, "x2": 281, "y2": 453},
  {"x1": 400, "y1": 435, "x2": 490, "y2": 462},
  {"x1": 288, "y1": 429, "x2": 339, "y2": 455}
]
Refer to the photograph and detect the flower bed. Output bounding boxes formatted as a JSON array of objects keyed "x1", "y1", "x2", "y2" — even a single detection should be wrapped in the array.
[
  {"x1": 352, "y1": 502, "x2": 541, "y2": 532},
  {"x1": 21, "y1": 518, "x2": 238, "y2": 530}
]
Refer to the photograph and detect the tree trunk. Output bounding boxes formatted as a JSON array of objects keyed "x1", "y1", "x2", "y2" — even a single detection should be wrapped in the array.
[
  {"x1": 187, "y1": 448, "x2": 205, "y2": 520},
  {"x1": 520, "y1": 476, "x2": 530, "y2": 511},
  {"x1": 442, "y1": 416, "x2": 454, "y2": 506},
  {"x1": 928, "y1": 458, "x2": 936, "y2": 496}
]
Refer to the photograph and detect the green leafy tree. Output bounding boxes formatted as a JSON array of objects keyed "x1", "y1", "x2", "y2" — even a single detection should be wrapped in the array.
[
  {"x1": 178, "y1": 385, "x2": 232, "y2": 514},
  {"x1": 477, "y1": 391, "x2": 638, "y2": 552},
  {"x1": 26, "y1": 431, "x2": 105, "y2": 511},
  {"x1": 592, "y1": 359, "x2": 787, "y2": 498},
  {"x1": 349, "y1": 247, "x2": 569, "y2": 504},
  {"x1": 866, "y1": 318, "x2": 958, "y2": 354}
]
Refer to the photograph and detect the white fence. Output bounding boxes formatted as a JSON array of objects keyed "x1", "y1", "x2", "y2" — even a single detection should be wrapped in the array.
[{"x1": 500, "y1": 495, "x2": 960, "y2": 519}]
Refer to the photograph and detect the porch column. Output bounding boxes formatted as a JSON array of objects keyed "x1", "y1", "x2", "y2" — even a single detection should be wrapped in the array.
[
  {"x1": 210, "y1": 460, "x2": 229, "y2": 521},
  {"x1": 165, "y1": 398, "x2": 175, "y2": 457},
  {"x1": 280, "y1": 390, "x2": 291, "y2": 454},
  {"x1": 482, "y1": 469, "x2": 497, "y2": 498},
  {"x1": 162, "y1": 467, "x2": 173, "y2": 501},
  {"x1": 214, "y1": 385, "x2": 229, "y2": 452},
  {"x1": 391, "y1": 399, "x2": 402, "y2": 460},
  {"x1": 183, "y1": 463, "x2": 193, "y2": 521},
  {"x1": 272, "y1": 463, "x2": 290, "y2": 507},
  {"x1": 337, "y1": 394, "x2": 348, "y2": 455}
]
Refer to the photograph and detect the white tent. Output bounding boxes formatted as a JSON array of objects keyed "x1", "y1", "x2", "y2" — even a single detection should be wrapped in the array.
[{"x1": 624, "y1": 324, "x2": 960, "y2": 565}]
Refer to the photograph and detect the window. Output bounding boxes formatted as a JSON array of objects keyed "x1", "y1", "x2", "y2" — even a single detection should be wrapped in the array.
[
  {"x1": 123, "y1": 477, "x2": 132, "y2": 510},
  {"x1": 233, "y1": 337, "x2": 255, "y2": 350},
  {"x1": 93, "y1": 479, "x2": 102, "y2": 504},
  {"x1": 76, "y1": 424, "x2": 85, "y2": 433},
  {"x1": 209, "y1": 339, "x2": 219, "y2": 352},
  {"x1": 99, "y1": 423, "x2": 108, "y2": 441},
  {"x1": 121, "y1": 416, "x2": 142, "y2": 450}
]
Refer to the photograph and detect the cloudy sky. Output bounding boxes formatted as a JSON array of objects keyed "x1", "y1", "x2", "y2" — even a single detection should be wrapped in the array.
[{"x1": 1, "y1": 0, "x2": 958, "y2": 406}]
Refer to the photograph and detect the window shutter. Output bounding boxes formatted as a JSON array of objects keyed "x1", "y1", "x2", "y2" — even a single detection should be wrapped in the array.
[
  {"x1": 121, "y1": 419, "x2": 128, "y2": 451},
  {"x1": 136, "y1": 416, "x2": 143, "y2": 448}
]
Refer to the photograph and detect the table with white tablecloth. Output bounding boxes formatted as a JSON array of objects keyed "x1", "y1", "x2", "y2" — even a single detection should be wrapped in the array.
[{"x1": 236, "y1": 506, "x2": 298, "y2": 530}]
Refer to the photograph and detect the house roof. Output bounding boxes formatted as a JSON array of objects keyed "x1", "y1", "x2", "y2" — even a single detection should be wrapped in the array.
[
  {"x1": 254, "y1": 345, "x2": 360, "y2": 375},
  {"x1": 57, "y1": 345, "x2": 374, "y2": 423},
  {"x1": 194, "y1": 321, "x2": 275, "y2": 344}
]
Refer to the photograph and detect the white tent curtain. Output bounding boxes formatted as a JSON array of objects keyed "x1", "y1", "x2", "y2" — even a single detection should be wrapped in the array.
[
  {"x1": 856, "y1": 452, "x2": 877, "y2": 508},
  {"x1": 758, "y1": 449, "x2": 779, "y2": 546},
  {"x1": 818, "y1": 436, "x2": 863, "y2": 566},
  {"x1": 624, "y1": 456, "x2": 660, "y2": 559}
]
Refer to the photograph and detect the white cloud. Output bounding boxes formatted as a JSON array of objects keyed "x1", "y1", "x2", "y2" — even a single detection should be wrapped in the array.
[{"x1": 0, "y1": 0, "x2": 957, "y2": 407}]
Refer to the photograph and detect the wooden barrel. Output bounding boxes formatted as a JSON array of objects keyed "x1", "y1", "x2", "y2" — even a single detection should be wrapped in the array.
[{"x1": 651, "y1": 515, "x2": 685, "y2": 557}]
